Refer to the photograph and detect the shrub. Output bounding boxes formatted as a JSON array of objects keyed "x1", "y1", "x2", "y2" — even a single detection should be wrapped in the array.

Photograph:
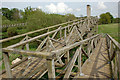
[
  {"x1": 2, "y1": 27, "x2": 8, "y2": 32},
  {"x1": 7, "y1": 27, "x2": 18, "y2": 37}
]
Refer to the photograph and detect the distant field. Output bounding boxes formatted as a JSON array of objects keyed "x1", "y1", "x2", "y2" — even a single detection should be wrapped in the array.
[{"x1": 98, "y1": 23, "x2": 119, "y2": 42}]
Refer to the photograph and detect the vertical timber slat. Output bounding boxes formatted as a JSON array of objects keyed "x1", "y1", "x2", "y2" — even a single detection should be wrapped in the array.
[
  {"x1": 3, "y1": 52, "x2": 13, "y2": 78},
  {"x1": 47, "y1": 59, "x2": 56, "y2": 79}
]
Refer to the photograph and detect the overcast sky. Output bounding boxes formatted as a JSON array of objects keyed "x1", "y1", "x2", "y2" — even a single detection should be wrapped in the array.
[{"x1": 1, "y1": 0, "x2": 119, "y2": 17}]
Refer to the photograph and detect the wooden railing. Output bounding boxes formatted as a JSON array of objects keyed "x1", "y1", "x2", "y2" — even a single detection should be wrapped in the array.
[
  {"x1": 0, "y1": 16, "x2": 98, "y2": 43},
  {"x1": 1, "y1": 17, "x2": 98, "y2": 79},
  {"x1": 2, "y1": 23, "x2": 27, "y2": 28},
  {"x1": 106, "y1": 34, "x2": 120, "y2": 79}
]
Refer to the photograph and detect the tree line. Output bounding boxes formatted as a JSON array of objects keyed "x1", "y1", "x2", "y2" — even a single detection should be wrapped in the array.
[
  {"x1": 99, "y1": 12, "x2": 120, "y2": 24},
  {"x1": 1, "y1": 7, "x2": 119, "y2": 38},
  {"x1": 1, "y1": 7, "x2": 76, "y2": 37}
]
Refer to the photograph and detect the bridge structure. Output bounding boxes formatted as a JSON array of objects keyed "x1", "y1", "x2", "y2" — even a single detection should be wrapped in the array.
[{"x1": 0, "y1": 5, "x2": 120, "y2": 80}]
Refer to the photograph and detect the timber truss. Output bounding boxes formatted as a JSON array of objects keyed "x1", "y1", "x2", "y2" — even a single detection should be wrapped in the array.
[{"x1": 1, "y1": 17, "x2": 120, "y2": 79}]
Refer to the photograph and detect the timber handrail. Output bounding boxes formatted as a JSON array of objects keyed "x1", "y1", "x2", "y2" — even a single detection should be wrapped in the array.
[
  {"x1": 0, "y1": 17, "x2": 97, "y2": 43},
  {"x1": 6, "y1": 22, "x2": 80, "y2": 49},
  {"x1": 2, "y1": 48, "x2": 51, "y2": 59},
  {"x1": 51, "y1": 34, "x2": 100, "y2": 57},
  {"x1": 2, "y1": 34, "x2": 100, "y2": 59},
  {"x1": 106, "y1": 34, "x2": 120, "y2": 79},
  {"x1": 1, "y1": 16, "x2": 99, "y2": 78},
  {"x1": 106, "y1": 34, "x2": 120, "y2": 50},
  {"x1": 0, "y1": 19, "x2": 81, "y2": 43}
]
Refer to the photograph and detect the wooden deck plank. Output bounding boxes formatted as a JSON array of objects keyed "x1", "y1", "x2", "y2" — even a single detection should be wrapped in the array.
[{"x1": 75, "y1": 38, "x2": 111, "y2": 79}]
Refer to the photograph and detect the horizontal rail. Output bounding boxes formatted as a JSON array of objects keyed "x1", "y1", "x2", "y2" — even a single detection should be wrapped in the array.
[
  {"x1": 2, "y1": 48, "x2": 51, "y2": 59},
  {"x1": 6, "y1": 22, "x2": 80, "y2": 49},
  {"x1": 106, "y1": 34, "x2": 120, "y2": 50},
  {"x1": 2, "y1": 34, "x2": 100, "y2": 59},
  {"x1": 0, "y1": 17, "x2": 97, "y2": 43},
  {"x1": 51, "y1": 34, "x2": 100, "y2": 57},
  {"x1": 2, "y1": 23, "x2": 27, "y2": 28},
  {"x1": 0, "y1": 19, "x2": 81, "y2": 43}
]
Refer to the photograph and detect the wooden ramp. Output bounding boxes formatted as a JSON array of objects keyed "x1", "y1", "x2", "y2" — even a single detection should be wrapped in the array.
[{"x1": 75, "y1": 38, "x2": 111, "y2": 79}]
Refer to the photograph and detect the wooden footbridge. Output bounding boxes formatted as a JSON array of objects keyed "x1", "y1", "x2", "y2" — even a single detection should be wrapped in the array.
[{"x1": 0, "y1": 5, "x2": 120, "y2": 80}]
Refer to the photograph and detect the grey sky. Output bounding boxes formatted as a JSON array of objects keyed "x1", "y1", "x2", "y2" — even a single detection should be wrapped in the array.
[{"x1": 1, "y1": 1, "x2": 119, "y2": 17}]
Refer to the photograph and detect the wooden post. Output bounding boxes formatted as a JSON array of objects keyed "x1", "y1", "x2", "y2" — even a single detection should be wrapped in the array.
[
  {"x1": 3, "y1": 52, "x2": 13, "y2": 78},
  {"x1": 47, "y1": 59, "x2": 56, "y2": 79},
  {"x1": 26, "y1": 35, "x2": 29, "y2": 50},
  {"x1": 114, "y1": 55, "x2": 118, "y2": 78},
  {"x1": 78, "y1": 45, "x2": 82, "y2": 75},
  {"x1": 117, "y1": 51, "x2": 120, "y2": 78},
  {"x1": 64, "y1": 27, "x2": 66, "y2": 39},
  {"x1": 109, "y1": 40, "x2": 113, "y2": 59},
  {"x1": 65, "y1": 51, "x2": 70, "y2": 64},
  {"x1": 60, "y1": 26, "x2": 62, "y2": 39}
]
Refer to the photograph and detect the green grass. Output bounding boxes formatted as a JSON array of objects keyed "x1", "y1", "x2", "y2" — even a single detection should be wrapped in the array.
[{"x1": 98, "y1": 23, "x2": 119, "y2": 42}]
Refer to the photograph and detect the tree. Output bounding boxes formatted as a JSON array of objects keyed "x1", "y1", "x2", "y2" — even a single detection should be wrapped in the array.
[
  {"x1": 113, "y1": 18, "x2": 120, "y2": 23},
  {"x1": 65, "y1": 14, "x2": 76, "y2": 21},
  {"x1": 99, "y1": 12, "x2": 113, "y2": 24},
  {"x1": 2, "y1": 8, "x2": 12, "y2": 20},
  {"x1": 106, "y1": 12, "x2": 113, "y2": 23},
  {"x1": 23, "y1": 6, "x2": 34, "y2": 21},
  {"x1": 11, "y1": 8, "x2": 20, "y2": 20}
]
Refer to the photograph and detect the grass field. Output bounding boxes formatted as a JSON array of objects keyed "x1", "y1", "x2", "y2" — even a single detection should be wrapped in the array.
[{"x1": 98, "y1": 23, "x2": 119, "y2": 42}]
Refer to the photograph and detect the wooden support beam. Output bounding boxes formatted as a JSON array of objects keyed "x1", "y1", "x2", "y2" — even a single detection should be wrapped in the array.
[
  {"x1": 48, "y1": 37, "x2": 64, "y2": 65},
  {"x1": 52, "y1": 26, "x2": 61, "y2": 39},
  {"x1": 6, "y1": 26, "x2": 69, "y2": 48},
  {"x1": 81, "y1": 48, "x2": 89, "y2": 58},
  {"x1": 3, "y1": 52, "x2": 13, "y2": 78},
  {"x1": 47, "y1": 59, "x2": 56, "y2": 79},
  {"x1": 50, "y1": 38, "x2": 66, "y2": 46},
  {"x1": 36, "y1": 37, "x2": 48, "y2": 51},
  {"x1": 55, "y1": 63, "x2": 65, "y2": 67},
  {"x1": 0, "y1": 19, "x2": 80, "y2": 43},
  {"x1": 28, "y1": 36, "x2": 42, "y2": 42},
  {"x1": 91, "y1": 39, "x2": 94, "y2": 50},
  {"x1": 65, "y1": 26, "x2": 76, "y2": 44},
  {"x1": 117, "y1": 51, "x2": 120, "y2": 78},
  {"x1": 56, "y1": 69, "x2": 77, "y2": 76},
  {"x1": 106, "y1": 34, "x2": 120, "y2": 50},
  {"x1": 114, "y1": 55, "x2": 118, "y2": 78},
  {"x1": 78, "y1": 45, "x2": 82, "y2": 75},
  {"x1": 26, "y1": 35, "x2": 29, "y2": 50},
  {"x1": 60, "y1": 26, "x2": 62, "y2": 39},
  {"x1": 64, "y1": 27, "x2": 67, "y2": 39},
  {"x1": 64, "y1": 47, "x2": 80, "y2": 78},
  {"x1": 87, "y1": 40, "x2": 92, "y2": 56},
  {"x1": 65, "y1": 51, "x2": 70, "y2": 64},
  {"x1": 51, "y1": 34, "x2": 100, "y2": 57},
  {"x1": 2, "y1": 48, "x2": 51, "y2": 59},
  {"x1": 75, "y1": 26, "x2": 83, "y2": 40}
]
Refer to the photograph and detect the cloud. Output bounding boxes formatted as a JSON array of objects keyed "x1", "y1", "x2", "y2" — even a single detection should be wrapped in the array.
[
  {"x1": 45, "y1": 2, "x2": 73, "y2": 13},
  {"x1": 98, "y1": 2, "x2": 107, "y2": 9},
  {"x1": 75, "y1": 8, "x2": 81, "y2": 11},
  {"x1": 38, "y1": 6, "x2": 42, "y2": 9}
]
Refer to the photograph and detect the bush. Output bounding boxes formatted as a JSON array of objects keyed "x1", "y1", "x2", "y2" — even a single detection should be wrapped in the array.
[
  {"x1": 2, "y1": 27, "x2": 8, "y2": 32},
  {"x1": 7, "y1": 27, "x2": 18, "y2": 37}
]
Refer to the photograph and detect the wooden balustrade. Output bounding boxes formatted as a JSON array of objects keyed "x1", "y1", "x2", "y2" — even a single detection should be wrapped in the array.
[
  {"x1": 106, "y1": 34, "x2": 120, "y2": 79},
  {"x1": 1, "y1": 17, "x2": 99, "y2": 79}
]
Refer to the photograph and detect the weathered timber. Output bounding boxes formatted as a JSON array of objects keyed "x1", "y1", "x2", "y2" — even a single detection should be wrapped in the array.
[
  {"x1": 0, "y1": 19, "x2": 81, "y2": 43},
  {"x1": 3, "y1": 52, "x2": 13, "y2": 78},
  {"x1": 2, "y1": 48, "x2": 51, "y2": 59}
]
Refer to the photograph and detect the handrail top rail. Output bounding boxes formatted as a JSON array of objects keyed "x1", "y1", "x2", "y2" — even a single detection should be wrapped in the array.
[
  {"x1": 5, "y1": 22, "x2": 80, "y2": 49},
  {"x1": 2, "y1": 34, "x2": 100, "y2": 59},
  {"x1": 0, "y1": 17, "x2": 98, "y2": 43},
  {"x1": 106, "y1": 34, "x2": 120, "y2": 50},
  {"x1": 51, "y1": 34, "x2": 100, "y2": 57}
]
